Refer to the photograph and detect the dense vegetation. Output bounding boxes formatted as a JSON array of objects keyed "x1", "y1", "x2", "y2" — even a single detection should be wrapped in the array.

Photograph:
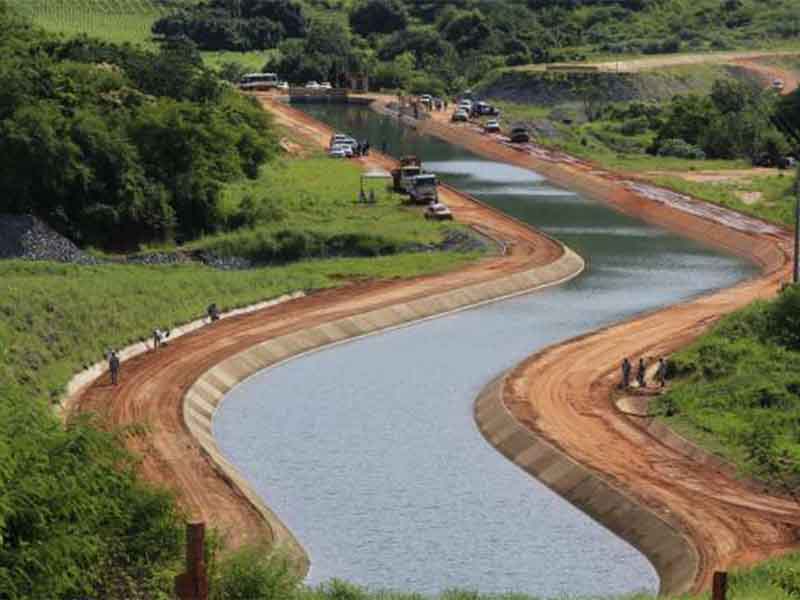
[
  {"x1": 145, "y1": 0, "x2": 800, "y2": 92},
  {"x1": 0, "y1": 4, "x2": 277, "y2": 249},
  {"x1": 653, "y1": 285, "x2": 800, "y2": 491}
]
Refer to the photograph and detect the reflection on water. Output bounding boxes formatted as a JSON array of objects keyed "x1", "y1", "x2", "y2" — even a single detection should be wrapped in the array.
[{"x1": 214, "y1": 106, "x2": 756, "y2": 598}]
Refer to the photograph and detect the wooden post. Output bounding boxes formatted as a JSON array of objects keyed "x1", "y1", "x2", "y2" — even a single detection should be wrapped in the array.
[
  {"x1": 175, "y1": 522, "x2": 209, "y2": 600},
  {"x1": 712, "y1": 571, "x2": 728, "y2": 600}
]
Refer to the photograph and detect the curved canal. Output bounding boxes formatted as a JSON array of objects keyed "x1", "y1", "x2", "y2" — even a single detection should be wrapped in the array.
[{"x1": 214, "y1": 106, "x2": 756, "y2": 597}]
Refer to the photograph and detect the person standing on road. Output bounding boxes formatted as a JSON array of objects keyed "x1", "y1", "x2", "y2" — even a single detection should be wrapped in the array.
[
  {"x1": 153, "y1": 328, "x2": 162, "y2": 351},
  {"x1": 637, "y1": 357, "x2": 647, "y2": 388},
  {"x1": 621, "y1": 357, "x2": 631, "y2": 389},
  {"x1": 109, "y1": 351, "x2": 120, "y2": 386},
  {"x1": 656, "y1": 357, "x2": 668, "y2": 388}
]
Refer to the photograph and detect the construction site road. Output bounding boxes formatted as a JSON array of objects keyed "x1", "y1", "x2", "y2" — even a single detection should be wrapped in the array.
[
  {"x1": 513, "y1": 50, "x2": 800, "y2": 95},
  {"x1": 394, "y1": 101, "x2": 800, "y2": 591},
  {"x1": 73, "y1": 98, "x2": 566, "y2": 553}
]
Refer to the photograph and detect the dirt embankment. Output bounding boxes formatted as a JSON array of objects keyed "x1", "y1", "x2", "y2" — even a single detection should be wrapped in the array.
[
  {"x1": 387, "y1": 100, "x2": 800, "y2": 592},
  {"x1": 74, "y1": 97, "x2": 573, "y2": 554}
]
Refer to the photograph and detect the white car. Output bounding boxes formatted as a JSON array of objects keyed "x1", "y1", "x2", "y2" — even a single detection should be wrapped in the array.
[
  {"x1": 773, "y1": 79, "x2": 785, "y2": 91},
  {"x1": 424, "y1": 202, "x2": 453, "y2": 221},
  {"x1": 451, "y1": 109, "x2": 469, "y2": 122},
  {"x1": 320, "y1": 81, "x2": 332, "y2": 89},
  {"x1": 277, "y1": 81, "x2": 289, "y2": 90},
  {"x1": 305, "y1": 81, "x2": 321, "y2": 89},
  {"x1": 328, "y1": 147, "x2": 347, "y2": 158},
  {"x1": 485, "y1": 119, "x2": 501, "y2": 133},
  {"x1": 331, "y1": 144, "x2": 354, "y2": 157}
]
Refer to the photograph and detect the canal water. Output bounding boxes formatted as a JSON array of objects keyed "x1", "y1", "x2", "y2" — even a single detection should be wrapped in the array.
[{"x1": 214, "y1": 106, "x2": 756, "y2": 597}]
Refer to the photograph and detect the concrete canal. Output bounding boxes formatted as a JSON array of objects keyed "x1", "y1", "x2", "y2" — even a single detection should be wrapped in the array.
[{"x1": 214, "y1": 106, "x2": 756, "y2": 597}]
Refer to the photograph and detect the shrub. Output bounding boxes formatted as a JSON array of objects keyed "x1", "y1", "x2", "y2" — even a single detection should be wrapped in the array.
[
  {"x1": 209, "y1": 547, "x2": 300, "y2": 600},
  {"x1": 656, "y1": 138, "x2": 706, "y2": 160}
]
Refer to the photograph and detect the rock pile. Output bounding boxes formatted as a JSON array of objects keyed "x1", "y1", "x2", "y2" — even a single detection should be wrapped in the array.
[{"x1": 0, "y1": 215, "x2": 100, "y2": 265}]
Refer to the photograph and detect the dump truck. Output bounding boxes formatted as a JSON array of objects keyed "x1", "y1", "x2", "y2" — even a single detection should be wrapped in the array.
[
  {"x1": 391, "y1": 156, "x2": 423, "y2": 192},
  {"x1": 408, "y1": 174, "x2": 439, "y2": 205}
]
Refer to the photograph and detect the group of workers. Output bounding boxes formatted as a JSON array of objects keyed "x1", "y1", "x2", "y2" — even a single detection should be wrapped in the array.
[
  {"x1": 107, "y1": 303, "x2": 223, "y2": 386},
  {"x1": 621, "y1": 356, "x2": 668, "y2": 390}
]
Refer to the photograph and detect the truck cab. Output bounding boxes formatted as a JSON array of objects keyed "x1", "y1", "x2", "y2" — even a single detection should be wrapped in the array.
[{"x1": 409, "y1": 174, "x2": 438, "y2": 204}]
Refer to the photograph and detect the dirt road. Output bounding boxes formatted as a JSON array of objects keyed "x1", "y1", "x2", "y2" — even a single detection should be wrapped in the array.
[
  {"x1": 74, "y1": 99, "x2": 565, "y2": 552},
  {"x1": 400, "y1": 102, "x2": 800, "y2": 590}
]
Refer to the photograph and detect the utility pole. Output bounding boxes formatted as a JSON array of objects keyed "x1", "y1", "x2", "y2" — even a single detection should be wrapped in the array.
[{"x1": 795, "y1": 163, "x2": 800, "y2": 284}]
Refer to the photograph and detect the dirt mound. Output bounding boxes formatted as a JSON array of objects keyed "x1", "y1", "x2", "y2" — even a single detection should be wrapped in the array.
[{"x1": 0, "y1": 214, "x2": 100, "y2": 265}]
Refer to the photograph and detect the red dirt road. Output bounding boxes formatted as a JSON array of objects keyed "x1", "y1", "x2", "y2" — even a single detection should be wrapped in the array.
[
  {"x1": 74, "y1": 99, "x2": 564, "y2": 551},
  {"x1": 409, "y1": 103, "x2": 800, "y2": 590}
]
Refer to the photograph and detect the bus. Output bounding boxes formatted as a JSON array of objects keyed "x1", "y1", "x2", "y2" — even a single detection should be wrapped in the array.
[{"x1": 239, "y1": 73, "x2": 279, "y2": 90}]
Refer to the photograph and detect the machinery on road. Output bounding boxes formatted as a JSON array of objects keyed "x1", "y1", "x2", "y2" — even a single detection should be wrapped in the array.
[
  {"x1": 408, "y1": 174, "x2": 439, "y2": 205},
  {"x1": 392, "y1": 156, "x2": 423, "y2": 192}
]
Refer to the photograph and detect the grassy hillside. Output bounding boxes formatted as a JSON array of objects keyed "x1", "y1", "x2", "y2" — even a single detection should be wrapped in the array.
[
  {"x1": 10, "y1": 0, "x2": 167, "y2": 45},
  {"x1": 653, "y1": 286, "x2": 800, "y2": 492}
]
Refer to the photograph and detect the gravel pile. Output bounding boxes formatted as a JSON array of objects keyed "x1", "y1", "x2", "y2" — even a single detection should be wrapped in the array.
[
  {"x1": 126, "y1": 252, "x2": 193, "y2": 267},
  {"x1": 0, "y1": 214, "x2": 101, "y2": 265},
  {"x1": 195, "y1": 252, "x2": 254, "y2": 271}
]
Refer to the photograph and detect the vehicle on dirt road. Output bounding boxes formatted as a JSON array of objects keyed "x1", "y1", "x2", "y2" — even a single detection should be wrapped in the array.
[
  {"x1": 408, "y1": 174, "x2": 439, "y2": 205},
  {"x1": 452, "y1": 109, "x2": 469, "y2": 122},
  {"x1": 305, "y1": 81, "x2": 321, "y2": 89},
  {"x1": 485, "y1": 120, "x2": 501, "y2": 134},
  {"x1": 509, "y1": 125, "x2": 531, "y2": 144},
  {"x1": 773, "y1": 78, "x2": 785, "y2": 91},
  {"x1": 239, "y1": 72, "x2": 279, "y2": 91},
  {"x1": 392, "y1": 156, "x2": 423, "y2": 192},
  {"x1": 475, "y1": 101, "x2": 500, "y2": 117},
  {"x1": 328, "y1": 147, "x2": 348, "y2": 159},
  {"x1": 424, "y1": 202, "x2": 453, "y2": 221}
]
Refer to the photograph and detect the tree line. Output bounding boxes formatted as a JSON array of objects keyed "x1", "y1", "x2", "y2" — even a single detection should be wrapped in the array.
[{"x1": 0, "y1": 5, "x2": 277, "y2": 250}]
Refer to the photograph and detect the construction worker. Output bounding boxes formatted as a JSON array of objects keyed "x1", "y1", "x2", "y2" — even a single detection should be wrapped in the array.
[
  {"x1": 637, "y1": 357, "x2": 647, "y2": 388},
  {"x1": 621, "y1": 357, "x2": 631, "y2": 389},
  {"x1": 109, "y1": 351, "x2": 120, "y2": 386},
  {"x1": 207, "y1": 303, "x2": 220, "y2": 323},
  {"x1": 153, "y1": 328, "x2": 162, "y2": 351},
  {"x1": 656, "y1": 358, "x2": 668, "y2": 388}
]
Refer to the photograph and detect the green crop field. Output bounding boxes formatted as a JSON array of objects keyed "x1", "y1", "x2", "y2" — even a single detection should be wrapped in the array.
[{"x1": 9, "y1": 0, "x2": 169, "y2": 45}]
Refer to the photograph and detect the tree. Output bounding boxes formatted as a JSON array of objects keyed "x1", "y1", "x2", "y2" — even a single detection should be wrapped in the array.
[
  {"x1": 440, "y1": 9, "x2": 493, "y2": 53},
  {"x1": 349, "y1": 0, "x2": 408, "y2": 36}
]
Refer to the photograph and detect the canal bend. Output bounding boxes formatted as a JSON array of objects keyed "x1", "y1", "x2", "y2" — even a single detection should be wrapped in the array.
[{"x1": 214, "y1": 106, "x2": 755, "y2": 598}]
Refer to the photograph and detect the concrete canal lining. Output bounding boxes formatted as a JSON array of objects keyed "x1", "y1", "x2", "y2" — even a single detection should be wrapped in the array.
[
  {"x1": 184, "y1": 246, "x2": 585, "y2": 573},
  {"x1": 475, "y1": 374, "x2": 699, "y2": 596}
]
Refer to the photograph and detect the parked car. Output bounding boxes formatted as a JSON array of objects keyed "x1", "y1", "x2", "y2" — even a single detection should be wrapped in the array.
[
  {"x1": 509, "y1": 126, "x2": 530, "y2": 144},
  {"x1": 305, "y1": 81, "x2": 321, "y2": 89},
  {"x1": 334, "y1": 143, "x2": 355, "y2": 157},
  {"x1": 452, "y1": 109, "x2": 469, "y2": 122},
  {"x1": 424, "y1": 202, "x2": 453, "y2": 221},
  {"x1": 773, "y1": 79, "x2": 785, "y2": 91},
  {"x1": 475, "y1": 101, "x2": 500, "y2": 116},
  {"x1": 484, "y1": 119, "x2": 501, "y2": 133},
  {"x1": 328, "y1": 147, "x2": 347, "y2": 158},
  {"x1": 277, "y1": 81, "x2": 289, "y2": 90},
  {"x1": 320, "y1": 81, "x2": 332, "y2": 89}
]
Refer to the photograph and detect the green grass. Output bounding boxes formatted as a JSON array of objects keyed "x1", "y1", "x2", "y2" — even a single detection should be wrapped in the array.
[
  {"x1": 8, "y1": 0, "x2": 275, "y2": 70},
  {"x1": 201, "y1": 155, "x2": 461, "y2": 256},
  {"x1": 652, "y1": 286, "x2": 800, "y2": 491},
  {"x1": 0, "y1": 252, "x2": 476, "y2": 404},
  {"x1": 649, "y1": 173, "x2": 797, "y2": 226},
  {"x1": 9, "y1": 0, "x2": 168, "y2": 46}
]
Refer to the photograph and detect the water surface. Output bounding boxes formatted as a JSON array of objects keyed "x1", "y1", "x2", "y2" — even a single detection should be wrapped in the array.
[{"x1": 215, "y1": 106, "x2": 755, "y2": 597}]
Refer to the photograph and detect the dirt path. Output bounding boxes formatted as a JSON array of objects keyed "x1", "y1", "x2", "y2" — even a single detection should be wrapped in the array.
[
  {"x1": 74, "y1": 99, "x2": 565, "y2": 552},
  {"x1": 734, "y1": 56, "x2": 800, "y2": 95},
  {"x1": 398, "y1": 101, "x2": 800, "y2": 590}
]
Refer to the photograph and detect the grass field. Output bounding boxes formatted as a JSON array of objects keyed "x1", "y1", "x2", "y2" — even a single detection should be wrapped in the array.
[{"x1": 10, "y1": 0, "x2": 167, "y2": 46}]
